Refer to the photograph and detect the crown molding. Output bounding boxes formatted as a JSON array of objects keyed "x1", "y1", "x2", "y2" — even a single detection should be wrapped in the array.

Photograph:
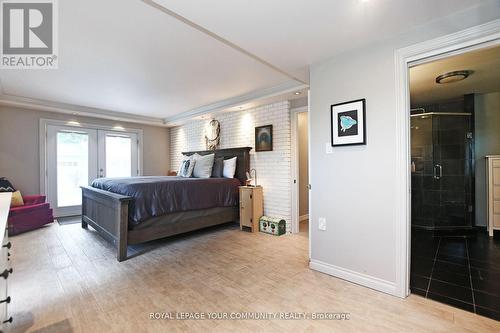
[
  {"x1": 0, "y1": 80, "x2": 309, "y2": 128},
  {"x1": 0, "y1": 94, "x2": 168, "y2": 127},
  {"x1": 164, "y1": 80, "x2": 309, "y2": 125}
]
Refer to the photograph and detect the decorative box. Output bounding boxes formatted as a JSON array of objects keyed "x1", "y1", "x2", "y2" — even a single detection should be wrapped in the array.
[{"x1": 259, "y1": 216, "x2": 286, "y2": 236}]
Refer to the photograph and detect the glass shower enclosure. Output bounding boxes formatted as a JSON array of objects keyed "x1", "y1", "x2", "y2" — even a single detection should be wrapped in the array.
[{"x1": 411, "y1": 112, "x2": 474, "y2": 231}]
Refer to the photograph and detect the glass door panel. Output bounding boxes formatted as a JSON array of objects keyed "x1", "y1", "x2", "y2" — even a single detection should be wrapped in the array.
[
  {"x1": 411, "y1": 114, "x2": 473, "y2": 230},
  {"x1": 411, "y1": 115, "x2": 434, "y2": 228},
  {"x1": 47, "y1": 125, "x2": 98, "y2": 217},
  {"x1": 98, "y1": 131, "x2": 138, "y2": 178},
  {"x1": 106, "y1": 136, "x2": 132, "y2": 177},
  {"x1": 56, "y1": 131, "x2": 89, "y2": 207},
  {"x1": 433, "y1": 114, "x2": 473, "y2": 228}
]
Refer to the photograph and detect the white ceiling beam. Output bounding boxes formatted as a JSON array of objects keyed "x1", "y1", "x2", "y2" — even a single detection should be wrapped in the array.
[{"x1": 142, "y1": 0, "x2": 307, "y2": 85}]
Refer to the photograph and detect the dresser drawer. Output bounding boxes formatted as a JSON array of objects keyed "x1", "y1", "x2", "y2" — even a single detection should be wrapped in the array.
[
  {"x1": 494, "y1": 168, "x2": 500, "y2": 185},
  {"x1": 0, "y1": 260, "x2": 8, "y2": 327},
  {"x1": 0, "y1": 229, "x2": 10, "y2": 327},
  {"x1": 494, "y1": 186, "x2": 500, "y2": 199},
  {"x1": 494, "y1": 201, "x2": 500, "y2": 214},
  {"x1": 494, "y1": 214, "x2": 500, "y2": 228}
]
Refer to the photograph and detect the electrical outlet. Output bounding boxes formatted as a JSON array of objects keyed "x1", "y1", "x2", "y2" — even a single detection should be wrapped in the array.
[
  {"x1": 325, "y1": 143, "x2": 333, "y2": 154},
  {"x1": 318, "y1": 217, "x2": 326, "y2": 231}
]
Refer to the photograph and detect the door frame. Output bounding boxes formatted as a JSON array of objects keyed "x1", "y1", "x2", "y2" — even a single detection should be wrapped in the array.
[
  {"x1": 395, "y1": 19, "x2": 500, "y2": 298},
  {"x1": 39, "y1": 118, "x2": 144, "y2": 207},
  {"x1": 290, "y1": 105, "x2": 309, "y2": 234}
]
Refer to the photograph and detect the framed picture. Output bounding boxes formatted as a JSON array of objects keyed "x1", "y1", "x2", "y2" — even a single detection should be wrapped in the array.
[
  {"x1": 330, "y1": 98, "x2": 366, "y2": 146},
  {"x1": 255, "y1": 125, "x2": 273, "y2": 152}
]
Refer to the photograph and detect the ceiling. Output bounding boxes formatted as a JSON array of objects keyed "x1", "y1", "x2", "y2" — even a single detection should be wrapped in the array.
[
  {"x1": 410, "y1": 45, "x2": 500, "y2": 105},
  {"x1": 0, "y1": 0, "x2": 498, "y2": 123},
  {"x1": 154, "y1": 0, "x2": 493, "y2": 82}
]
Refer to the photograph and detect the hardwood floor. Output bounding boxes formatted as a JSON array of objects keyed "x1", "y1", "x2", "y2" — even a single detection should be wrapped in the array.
[{"x1": 8, "y1": 222, "x2": 500, "y2": 332}]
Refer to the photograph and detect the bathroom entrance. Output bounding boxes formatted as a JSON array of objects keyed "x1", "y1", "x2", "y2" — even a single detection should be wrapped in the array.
[{"x1": 409, "y1": 44, "x2": 500, "y2": 321}]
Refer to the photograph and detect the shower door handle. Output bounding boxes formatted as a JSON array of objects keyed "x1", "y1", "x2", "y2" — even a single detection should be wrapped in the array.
[{"x1": 434, "y1": 164, "x2": 443, "y2": 180}]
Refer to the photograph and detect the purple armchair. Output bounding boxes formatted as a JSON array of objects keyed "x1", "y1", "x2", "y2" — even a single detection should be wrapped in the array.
[{"x1": 8, "y1": 195, "x2": 54, "y2": 235}]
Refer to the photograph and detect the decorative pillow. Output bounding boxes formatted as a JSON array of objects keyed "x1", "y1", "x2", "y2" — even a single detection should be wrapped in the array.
[
  {"x1": 177, "y1": 155, "x2": 192, "y2": 175},
  {"x1": 10, "y1": 190, "x2": 24, "y2": 207},
  {"x1": 192, "y1": 153, "x2": 215, "y2": 178},
  {"x1": 223, "y1": 157, "x2": 237, "y2": 178},
  {"x1": 178, "y1": 159, "x2": 195, "y2": 178},
  {"x1": 211, "y1": 157, "x2": 224, "y2": 178},
  {"x1": 0, "y1": 177, "x2": 15, "y2": 192}
]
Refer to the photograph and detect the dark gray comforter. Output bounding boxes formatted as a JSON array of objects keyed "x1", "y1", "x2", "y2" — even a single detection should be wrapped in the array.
[{"x1": 91, "y1": 176, "x2": 240, "y2": 225}]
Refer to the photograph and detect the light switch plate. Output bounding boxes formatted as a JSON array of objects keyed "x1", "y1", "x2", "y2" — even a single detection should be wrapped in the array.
[
  {"x1": 325, "y1": 143, "x2": 333, "y2": 154},
  {"x1": 318, "y1": 217, "x2": 326, "y2": 231}
]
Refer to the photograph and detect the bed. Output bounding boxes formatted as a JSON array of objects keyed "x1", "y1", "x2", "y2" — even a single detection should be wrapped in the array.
[{"x1": 81, "y1": 147, "x2": 251, "y2": 261}]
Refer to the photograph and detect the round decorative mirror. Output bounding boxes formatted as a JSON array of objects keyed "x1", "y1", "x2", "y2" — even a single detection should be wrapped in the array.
[{"x1": 205, "y1": 119, "x2": 220, "y2": 150}]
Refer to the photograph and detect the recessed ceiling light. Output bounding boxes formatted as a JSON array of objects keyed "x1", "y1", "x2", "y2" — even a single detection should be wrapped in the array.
[
  {"x1": 294, "y1": 91, "x2": 301, "y2": 95},
  {"x1": 435, "y1": 70, "x2": 472, "y2": 84}
]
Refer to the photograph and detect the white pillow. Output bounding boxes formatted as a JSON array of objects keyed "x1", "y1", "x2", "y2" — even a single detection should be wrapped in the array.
[
  {"x1": 192, "y1": 153, "x2": 215, "y2": 178},
  {"x1": 223, "y1": 157, "x2": 237, "y2": 178}
]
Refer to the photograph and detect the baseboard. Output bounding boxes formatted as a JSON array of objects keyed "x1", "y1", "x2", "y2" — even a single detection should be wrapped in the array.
[
  {"x1": 299, "y1": 214, "x2": 309, "y2": 222},
  {"x1": 309, "y1": 259, "x2": 399, "y2": 297}
]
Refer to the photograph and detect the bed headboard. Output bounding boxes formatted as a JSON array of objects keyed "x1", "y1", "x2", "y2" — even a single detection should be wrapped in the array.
[{"x1": 182, "y1": 147, "x2": 252, "y2": 184}]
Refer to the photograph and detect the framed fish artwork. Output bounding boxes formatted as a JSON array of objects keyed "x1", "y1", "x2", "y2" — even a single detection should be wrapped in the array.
[{"x1": 330, "y1": 99, "x2": 366, "y2": 146}]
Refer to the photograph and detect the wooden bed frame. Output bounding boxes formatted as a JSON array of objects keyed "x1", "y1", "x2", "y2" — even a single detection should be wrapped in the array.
[{"x1": 81, "y1": 147, "x2": 251, "y2": 261}]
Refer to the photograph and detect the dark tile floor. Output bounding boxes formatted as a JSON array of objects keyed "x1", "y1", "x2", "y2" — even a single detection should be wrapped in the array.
[{"x1": 411, "y1": 229, "x2": 500, "y2": 321}]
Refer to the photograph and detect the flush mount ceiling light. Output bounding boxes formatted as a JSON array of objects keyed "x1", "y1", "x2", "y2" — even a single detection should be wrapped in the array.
[
  {"x1": 294, "y1": 91, "x2": 301, "y2": 95},
  {"x1": 435, "y1": 70, "x2": 472, "y2": 84}
]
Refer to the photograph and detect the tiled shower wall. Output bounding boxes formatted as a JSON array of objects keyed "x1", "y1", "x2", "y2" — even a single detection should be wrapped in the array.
[{"x1": 170, "y1": 101, "x2": 292, "y2": 232}]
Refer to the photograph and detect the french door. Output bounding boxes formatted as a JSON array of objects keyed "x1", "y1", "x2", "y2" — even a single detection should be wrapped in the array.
[
  {"x1": 46, "y1": 125, "x2": 139, "y2": 217},
  {"x1": 98, "y1": 130, "x2": 138, "y2": 179}
]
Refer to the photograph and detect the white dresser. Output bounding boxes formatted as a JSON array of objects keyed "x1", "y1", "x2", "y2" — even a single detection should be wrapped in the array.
[
  {"x1": 0, "y1": 193, "x2": 12, "y2": 332},
  {"x1": 486, "y1": 156, "x2": 500, "y2": 237}
]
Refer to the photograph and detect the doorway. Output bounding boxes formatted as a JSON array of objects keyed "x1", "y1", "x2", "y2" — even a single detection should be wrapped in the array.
[
  {"x1": 291, "y1": 106, "x2": 309, "y2": 236},
  {"x1": 43, "y1": 121, "x2": 141, "y2": 217},
  {"x1": 408, "y1": 44, "x2": 500, "y2": 320}
]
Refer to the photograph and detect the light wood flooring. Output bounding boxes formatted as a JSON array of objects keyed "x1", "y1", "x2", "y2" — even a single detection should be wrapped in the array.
[{"x1": 8, "y1": 221, "x2": 500, "y2": 332}]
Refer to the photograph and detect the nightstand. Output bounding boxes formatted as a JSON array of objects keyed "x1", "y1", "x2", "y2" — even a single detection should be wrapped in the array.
[{"x1": 239, "y1": 186, "x2": 263, "y2": 232}]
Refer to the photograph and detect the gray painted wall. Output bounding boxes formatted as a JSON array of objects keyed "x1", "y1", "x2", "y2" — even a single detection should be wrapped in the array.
[
  {"x1": 0, "y1": 106, "x2": 170, "y2": 195},
  {"x1": 309, "y1": 6, "x2": 499, "y2": 295},
  {"x1": 475, "y1": 92, "x2": 500, "y2": 227}
]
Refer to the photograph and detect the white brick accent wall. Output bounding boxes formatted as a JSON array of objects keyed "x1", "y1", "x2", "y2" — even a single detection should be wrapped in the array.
[{"x1": 170, "y1": 101, "x2": 292, "y2": 232}]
